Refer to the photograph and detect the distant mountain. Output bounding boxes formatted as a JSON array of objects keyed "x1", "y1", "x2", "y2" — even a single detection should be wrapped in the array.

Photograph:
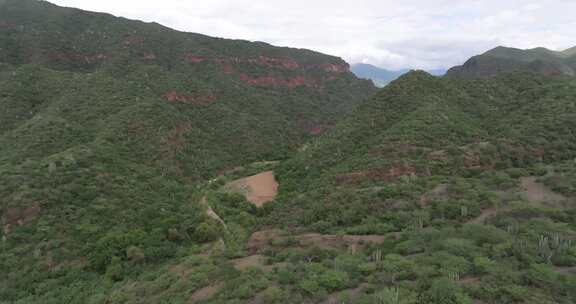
[
  {"x1": 351, "y1": 63, "x2": 407, "y2": 86},
  {"x1": 563, "y1": 46, "x2": 576, "y2": 57},
  {"x1": 447, "y1": 45, "x2": 576, "y2": 78},
  {"x1": 352, "y1": 63, "x2": 445, "y2": 86}
]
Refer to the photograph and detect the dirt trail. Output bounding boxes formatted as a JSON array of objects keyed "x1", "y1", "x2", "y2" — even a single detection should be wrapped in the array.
[
  {"x1": 520, "y1": 177, "x2": 566, "y2": 206},
  {"x1": 232, "y1": 254, "x2": 267, "y2": 271},
  {"x1": 321, "y1": 284, "x2": 368, "y2": 304},
  {"x1": 225, "y1": 171, "x2": 278, "y2": 207},
  {"x1": 466, "y1": 176, "x2": 567, "y2": 225},
  {"x1": 468, "y1": 208, "x2": 499, "y2": 225},
  {"x1": 189, "y1": 283, "x2": 223, "y2": 303},
  {"x1": 200, "y1": 196, "x2": 227, "y2": 229},
  {"x1": 555, "y1": 266, "x2": 576, "y2": 275}
]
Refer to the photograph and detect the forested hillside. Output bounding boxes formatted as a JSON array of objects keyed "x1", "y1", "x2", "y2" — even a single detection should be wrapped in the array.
[
  {"x1": 263, "y1": 71, "x2": 576, "y2": 303},
  {"x1": 447, "y1": 46, "x2": 576, "y2": 78},
  {"x1": 0, "y1": 1, "x2": 575, "y2": 303},
  {"x1": 0, "y1": 0, "x2": 375, "y2": 302}
]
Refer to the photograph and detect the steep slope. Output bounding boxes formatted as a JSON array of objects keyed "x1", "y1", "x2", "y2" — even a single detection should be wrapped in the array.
[
  {"x1": 447, "y1": 46, "x2": 576, "y2": 78},
  {"x1": 0, "y1": 0, "x2": 376, "y2": 301}
]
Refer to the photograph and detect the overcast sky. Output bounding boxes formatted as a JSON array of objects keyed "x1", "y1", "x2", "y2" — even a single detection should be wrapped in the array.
[{"x1": 50, "y1": 0, "x2": 576, "y2": 70}]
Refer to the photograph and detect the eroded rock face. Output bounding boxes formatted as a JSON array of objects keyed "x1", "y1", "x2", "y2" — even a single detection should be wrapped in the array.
[{"x1": 181, "y1": 54, "x2": 349, "y2": 89}]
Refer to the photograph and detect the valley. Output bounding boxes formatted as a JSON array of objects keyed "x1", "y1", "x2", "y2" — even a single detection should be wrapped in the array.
[{"x1": 0, "y1": 0, "x2": 575, "y2": 303}]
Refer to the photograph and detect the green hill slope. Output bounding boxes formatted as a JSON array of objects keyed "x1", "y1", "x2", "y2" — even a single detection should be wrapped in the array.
[
  {"x1": 262, "y1": 71, "x2": 576, "y2": 303},
  {"x1": 447, "y1": 46, "x2": 576, "y2": 78},
  {"x1": 0, "y1": 0, "x2": 376, "y2": 301},
  {"x1": 1, "y1": 1, "x2": 575, "y2": 303}
]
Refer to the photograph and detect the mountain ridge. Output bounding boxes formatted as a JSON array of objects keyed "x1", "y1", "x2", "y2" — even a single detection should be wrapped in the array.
[
  {"x1": 447, "y1": 45, "x2": 576, "y2": 78},
  {"x1": 1, "y1": 2, "x2": 575, "y2": 303},
  {"x1": 351, "y1": 63, "x2": 445, "y2": 86}
]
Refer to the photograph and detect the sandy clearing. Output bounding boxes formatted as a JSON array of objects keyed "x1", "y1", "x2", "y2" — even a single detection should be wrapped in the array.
[{"x1": 225, "y1": 171, "x2": 279, "y2": 207}]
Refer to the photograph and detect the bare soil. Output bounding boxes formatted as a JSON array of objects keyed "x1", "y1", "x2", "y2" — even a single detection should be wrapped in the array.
[
  {"x1": 554, "y1": 266, "x2": 576, "y2": 275},
  {"x1": 231, "y1": 254, "x2": 267, "y2": 271},
  {"x1": 468, "y1": 208, "x2": 499, "y2": 225},
  {"x1": 225, "y1": 171, "x2": 278, "y2": 207},
  {"x1": 321, "y1": 284, "x2": 368, "y2": 304},
  {"x1": 188, "y1": 283, "x2": 223, "y2": 303},
  {"x1": 520, "y1": 177, "x2": 566, "y2": 207}
]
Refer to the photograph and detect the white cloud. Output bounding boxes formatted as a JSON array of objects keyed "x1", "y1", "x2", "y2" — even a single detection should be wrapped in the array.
[{"x1": 50, "y1": 0, "x2": 576, "y2": 70}]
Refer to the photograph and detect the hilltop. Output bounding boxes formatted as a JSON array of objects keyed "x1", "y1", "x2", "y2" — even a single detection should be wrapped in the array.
[
  {"x1": 265, "y1": 70, "x2": 576, "y2": 303},
  {"x1": 447, "y1": 46, "x2": 576, "y2": 78},
  {"x1": 352, "y1": 63, "x2": 445, "y2": 86}
]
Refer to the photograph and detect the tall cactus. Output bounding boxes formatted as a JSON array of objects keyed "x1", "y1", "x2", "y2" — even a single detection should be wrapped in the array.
[
  {"x1": 460, "y1": 206, "x2": 469, "y2": 218},
  {"x1": 372, "y1": 248, "x2": 383, "y2": 270},
  {"x1": 448, "y1": 271, "x2": 460, "y2": 281},
  {"x1": 537, "y1": 233, "x2": 574, "y2": 264},
  {"x1": 375, "y1": 287, "x2": 400, "y2": 304}
]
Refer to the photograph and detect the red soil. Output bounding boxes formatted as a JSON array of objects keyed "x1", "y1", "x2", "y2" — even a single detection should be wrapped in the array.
[
  {"x1": 183, "y1": 53, "x2": 345, "y2": 88},
  {"x1": 238, "y1": 74, "x2": 315, "y2": 88},
  {"x1": 319, "y1": 63, "x2": 349, "y2": 73}
]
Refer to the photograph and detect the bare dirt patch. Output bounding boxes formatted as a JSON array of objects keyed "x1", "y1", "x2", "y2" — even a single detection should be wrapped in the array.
[
  {"x1": 420, "y1": 184, "x2": 449, "y2": 207},
  {"x1": 321, "y1": 284, "x2": 368, "y2": 304},
  {"x1": 225, "y1": 171, "x2": 278, "y2": 207},
  {"x1": 189, "y1": 283, "x2": 223, "y2": 303},
  {"x1": 232, "y1": 254, "x2": 267, "y2": 271},
  {"x1": 520, "y1": 177, "x2": 566, "y2": 207},
  {"x1": 468, "y1": 208, "x2": 499, "y2": 225},
  {"x1": 554, "y1": 266, "x2": 576, "y2": 275},
  {"x1": 199, "y1": 196, "x2": 227, "y2": 229}
]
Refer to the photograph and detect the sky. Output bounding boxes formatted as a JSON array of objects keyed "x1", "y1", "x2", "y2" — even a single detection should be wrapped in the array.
[{"x1": 49, "y1": 0, "x2": 576, "y2": 71}]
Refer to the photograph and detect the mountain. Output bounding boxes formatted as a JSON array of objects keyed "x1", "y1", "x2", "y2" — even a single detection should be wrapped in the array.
[
  {"x1": 351, "y1": 63, "x2": 408, "y2": 86},
  {"x1": 447, "y1": 45, "x2": 576, "y2": 78},
  {"x1": 1, "y1": 1, "x2": 575, "y2": 303},
  {"x1": 352, "y1": 63, "x2": 446, "y2": 86},
  {"x1": 268, "y1": 71, "x2": 576, "y2": 303},
  {"x1": 0, "y1": 0, "x2": 376, "y2": 301},
  {"x1": 563, "y1": 46, "x2": 576, "y2": 57}
]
